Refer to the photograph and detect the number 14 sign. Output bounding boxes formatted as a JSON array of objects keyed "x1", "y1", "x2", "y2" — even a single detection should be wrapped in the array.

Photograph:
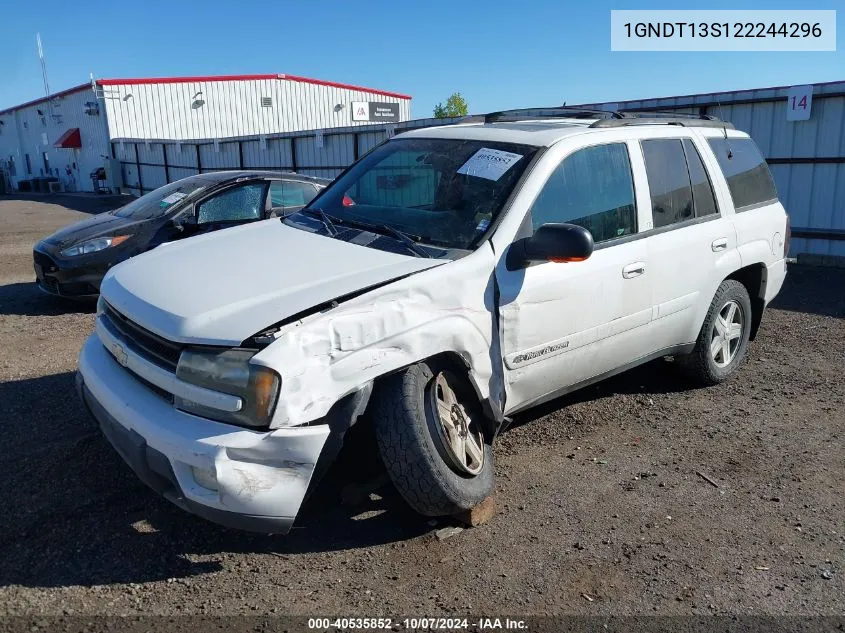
[{"x1": 787, "y1": 85, "x2": 813, "y2": 121}]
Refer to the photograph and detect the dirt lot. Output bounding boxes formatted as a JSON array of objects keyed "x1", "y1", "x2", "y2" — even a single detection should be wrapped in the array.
[{"x1": 0, "y1": 194, "x2": 842, "y2": 619}]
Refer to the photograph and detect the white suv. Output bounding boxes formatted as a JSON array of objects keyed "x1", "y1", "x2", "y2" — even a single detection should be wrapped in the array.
[{"x1": 76, "y1": 109, "x2": 789, "y2": 532}]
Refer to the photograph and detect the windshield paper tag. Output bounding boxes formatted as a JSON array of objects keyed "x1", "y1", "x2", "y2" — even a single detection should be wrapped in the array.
[
  {"x1": 457, "y1": 148, "x2": 523, "y2": 181},
  {"x1": 160, "y1": 192, "x2": 187, "y2": 206}
]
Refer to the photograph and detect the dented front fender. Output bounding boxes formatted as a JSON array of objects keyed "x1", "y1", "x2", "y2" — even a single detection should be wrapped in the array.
[{"x1": 252, "y1": 246, "x2": 502, "y2": 428}]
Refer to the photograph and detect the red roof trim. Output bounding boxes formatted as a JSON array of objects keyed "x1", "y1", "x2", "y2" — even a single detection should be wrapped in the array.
[
  {"x1": 98, "y1": 73, "x2": 412, "y2": 100},
  {"x1": 280, "y1": 74, "x2": 411, "y2": 100},
  {"x1": 0, "y1": 83, "x2": 90, "y2": 116}
]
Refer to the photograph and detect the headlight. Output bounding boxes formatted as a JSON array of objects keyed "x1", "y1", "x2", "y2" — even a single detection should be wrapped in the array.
[
  {"x1": 175, "y1": 348, "x2": 280, "y2": 428},
  {"x1": 60, "y1": 235, "x2": 131, "y2": 257}
]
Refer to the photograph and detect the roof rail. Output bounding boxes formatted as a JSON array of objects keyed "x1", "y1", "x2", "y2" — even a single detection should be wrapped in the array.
[
  {"x1": 478, "y1": 106, "x2": 628, "y2": 124},
  {"x1": 589, "y1": 116, "x2": 734, "y2": 129}
]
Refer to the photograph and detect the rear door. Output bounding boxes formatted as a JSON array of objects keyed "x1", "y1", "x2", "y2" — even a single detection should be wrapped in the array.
[
  {"x1": 268, "y1": 180, "x2": 321, "y2": 217},
  {"x1": 638, "y1": 136, "x2": 741, "y2": 351},
  {"x1": 496, "y1": 140, "x2": 654, "y2": 413}
]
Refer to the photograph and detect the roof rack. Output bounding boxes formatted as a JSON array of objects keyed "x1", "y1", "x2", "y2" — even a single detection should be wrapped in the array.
[
  {"x1": 463, "y1": 107, "x2": 734, "y2": 129},
  {"x1": 479, "y1": 106, "x2": 627, "y2": 124}
]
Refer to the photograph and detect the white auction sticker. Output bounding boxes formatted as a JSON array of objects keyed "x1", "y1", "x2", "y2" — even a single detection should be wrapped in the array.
[
  {"x1": 160, "y1": 192, "x2": 187, "y2": 206},
  {"x1": 458, "y1": 148, "x2": 523, "y2": 181}
]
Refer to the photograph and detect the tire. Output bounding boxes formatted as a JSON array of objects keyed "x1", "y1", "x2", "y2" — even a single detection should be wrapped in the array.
[
  {"x1": 679, "y1": 279, "x2": 753, "y2": 386},
  {"x1": 372, "y1": 361, "x2": 494, "y2": 516}
]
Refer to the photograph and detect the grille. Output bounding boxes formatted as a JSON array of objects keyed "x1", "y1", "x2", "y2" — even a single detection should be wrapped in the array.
[
  {"x1": 33, "y1": 250, "x2": 58, "y2": 273},
  {"x1": 102, "y1": 303, "x2": 182, "y2": 371}
]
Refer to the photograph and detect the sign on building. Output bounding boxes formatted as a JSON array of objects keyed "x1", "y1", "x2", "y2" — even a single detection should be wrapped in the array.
[
  {"x1": 352, "y1": 101, "x2": 400, "y2": 123},
  {"x1": 786, "y1": 85, "x2": 813, "y2": 121}
]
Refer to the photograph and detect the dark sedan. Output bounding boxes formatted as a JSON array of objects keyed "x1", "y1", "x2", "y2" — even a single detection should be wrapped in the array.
[{"x1": 33, "y1": 171, "x2": 329, "y2": 298}]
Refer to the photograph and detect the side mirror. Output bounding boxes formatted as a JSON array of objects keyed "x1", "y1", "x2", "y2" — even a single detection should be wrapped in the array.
[{"x1": 507, "y1": 223, "x2": 594, "y2": 270}]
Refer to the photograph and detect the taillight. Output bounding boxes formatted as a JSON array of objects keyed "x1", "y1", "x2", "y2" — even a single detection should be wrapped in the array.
[
  {"x1": 784, "y1": 214, "x2": 791, "y2": 257},
  {"x1": 342, "y1": 194, "x2": 355, "y2": 207}
]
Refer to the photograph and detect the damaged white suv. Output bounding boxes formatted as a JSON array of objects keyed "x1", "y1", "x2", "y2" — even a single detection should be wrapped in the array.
[{"x1": 77, "y1": 109, "x2": 789, "y2": 532}]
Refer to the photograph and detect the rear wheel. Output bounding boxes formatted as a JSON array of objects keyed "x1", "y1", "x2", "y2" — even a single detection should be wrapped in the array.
[
  {"x1": 372, "y1": 361, "x2": 494, "y2": 516},
  {"x1": 680, "y1": 280, "x2": 752, "y2": 385}
]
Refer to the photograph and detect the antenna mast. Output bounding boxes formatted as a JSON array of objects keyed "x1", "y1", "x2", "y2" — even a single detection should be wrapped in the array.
[{"x1": 36, "y1": 33, "x2": 51, "y2": 98}]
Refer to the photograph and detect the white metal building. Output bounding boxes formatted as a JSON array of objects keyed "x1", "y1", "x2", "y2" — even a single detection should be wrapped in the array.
[{"x1": 0, "y1": 73, "x2": 411, "y2": 193}]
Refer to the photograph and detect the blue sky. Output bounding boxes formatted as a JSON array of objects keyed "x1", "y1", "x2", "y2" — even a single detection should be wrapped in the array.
[{"x1": 1, "y1": 0, "x2": 842, "y2": 116}]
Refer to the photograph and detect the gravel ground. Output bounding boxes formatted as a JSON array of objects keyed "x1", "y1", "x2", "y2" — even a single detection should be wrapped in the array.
[{"x1": 0, "y1": 195, "x2": 842, "y2": 619}]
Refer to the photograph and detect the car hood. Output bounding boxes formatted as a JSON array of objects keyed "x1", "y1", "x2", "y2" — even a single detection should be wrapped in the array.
[
  {"x1": 100, "y1": 219, "x2": 444, "y2": 346},
  {"x1": 38, "y1": 212, "x2": 152, "y2": 250}
]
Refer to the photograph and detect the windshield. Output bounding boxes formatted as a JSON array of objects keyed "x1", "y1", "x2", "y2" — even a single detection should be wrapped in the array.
[
  {"x1": 294, "y1": 138, "x2": 539, "y2": 251},
  {"x1": 112, "y1": 176, "x2": 209, "y2": 220}
]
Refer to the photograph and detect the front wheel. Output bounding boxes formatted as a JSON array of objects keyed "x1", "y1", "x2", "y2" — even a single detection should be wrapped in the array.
[
  {"x1": 372, "y1": 362, "x2": 494, "y2": 516},
  {"x1": 679, "y1": 279, "x2": 753, "y2": 385}
]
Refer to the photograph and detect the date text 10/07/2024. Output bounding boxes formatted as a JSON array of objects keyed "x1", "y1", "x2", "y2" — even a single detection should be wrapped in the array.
[{"x1": 307, "y1": 617, "x2": 528, "y2": 630}]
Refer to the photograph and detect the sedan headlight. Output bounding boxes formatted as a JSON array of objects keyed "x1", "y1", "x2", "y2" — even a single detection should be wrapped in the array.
[
  {"x1": 175, "y1": 348, "x2": 280, "y2": 428},
  {"x1": 61, "y1": 235, "x2": 131, "y2": 257}
]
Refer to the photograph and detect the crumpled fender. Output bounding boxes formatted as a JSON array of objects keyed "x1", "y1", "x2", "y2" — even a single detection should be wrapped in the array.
[{"x1": 251, "y1": 246, "x2": 501, "y2": 428}]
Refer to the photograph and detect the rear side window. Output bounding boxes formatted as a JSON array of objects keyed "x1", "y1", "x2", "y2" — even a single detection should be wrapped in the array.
[
  {"x1": 641, "y1": 139, "x2": 694, "y2": 227},
  {"x1": 707, "y1": 138, "x2": 777, "y2": 210},
  {"x1": 531, "y1": 143, "x2": 637, "y2": 243},
  {"x1": 270, "y1": 181, "x2": 318, "y2": 208}
]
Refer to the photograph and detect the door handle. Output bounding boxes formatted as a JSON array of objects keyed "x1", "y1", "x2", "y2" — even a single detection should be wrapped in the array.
[
  {"x1": 622, "y1": 262, "x2": 646, "y2": 279},
  {"x1": 711, "y1": 238, "x2": 728, "y2": 252}
]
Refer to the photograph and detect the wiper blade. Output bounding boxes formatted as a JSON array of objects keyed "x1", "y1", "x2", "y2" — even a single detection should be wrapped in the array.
[
  {"x1": 301, "y1": 207, "x2": 339, "y2": 236},
  {"x1": 340, "y1": 218, "x2": 431, "y2": 258},
  {"x1": 371, "y1": 224, "x2": 431, "y2": 258}
]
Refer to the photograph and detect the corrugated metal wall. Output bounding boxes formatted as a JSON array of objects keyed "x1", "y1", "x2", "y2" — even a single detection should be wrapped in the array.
[
  {"x1": 0, "y1": 85, "x2": 111, "y2": 192},
  {"x1": 578, "y1": 81, "x2": 845, "y2": 257},
  {"x1": 110, "y1": 116, "x2": 460, "y2": 195},
  {"x1": 102, "y1": 76, "x2": 412, "y2": 141}
]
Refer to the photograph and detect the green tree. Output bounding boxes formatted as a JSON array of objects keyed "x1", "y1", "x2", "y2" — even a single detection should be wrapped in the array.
[{"x1": 433, "y1": 92, "x2": 469, "y2": 118}]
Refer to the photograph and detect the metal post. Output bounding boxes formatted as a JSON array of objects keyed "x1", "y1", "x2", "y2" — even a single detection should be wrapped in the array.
[
  {"x1": 353, "y1": 132, "x2": 359, "y2": 161},
  {"x1": 238, "y1": 141, "x2": 244, "y2": 169},
  {"x1": 290, "y1": 137, "x2": 297, "y2": 172},
  {"x1": 134, "y1": 143, "x2": 142, "y2": 194},
  {"x1": 162, "y1": 143, "x2": 170, "y2": 184},
  {"x1": 195, "y1": 144, "x2": 202, "y2": 174}
]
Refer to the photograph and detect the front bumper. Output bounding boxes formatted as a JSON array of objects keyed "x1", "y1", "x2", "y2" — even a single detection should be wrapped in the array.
[
  {"x1": 77, "y1": 335, "x2": 330, "y2": 533},
  {"x1": 33, "y1": 248, "x2": 106, "y2": 298}
]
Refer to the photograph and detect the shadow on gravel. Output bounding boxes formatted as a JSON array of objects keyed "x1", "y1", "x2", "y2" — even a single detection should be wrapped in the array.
[
  {"x1": 0, "y1": 282, "x2": 96, "y2": 316},
  {"x1": 0, "y1": 193, "x2": 128, "y2": 216},
  {"x1": 769, "y1": 264, "x2": 845, "y2": 319},
  {"x1": 0, "y1": 372, "x2": 427, "y2": 590}
]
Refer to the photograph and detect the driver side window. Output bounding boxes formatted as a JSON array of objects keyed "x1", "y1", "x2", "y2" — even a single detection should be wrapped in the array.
[
  {"x1": 197, "y1": 182, "x2": 267, "y2": 224},
  {"x1": 530, "y1": 143, "x2": 637, "y2": 243}
]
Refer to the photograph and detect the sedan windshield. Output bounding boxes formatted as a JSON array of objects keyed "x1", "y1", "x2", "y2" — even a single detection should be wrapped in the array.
[
  {"x1": 112, "y1": 176, "x2": 209, "y2": 220},
  {"x1": 294, "y1": 138, "x2": 539, "y2": 251}
]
